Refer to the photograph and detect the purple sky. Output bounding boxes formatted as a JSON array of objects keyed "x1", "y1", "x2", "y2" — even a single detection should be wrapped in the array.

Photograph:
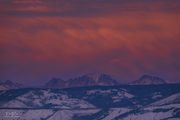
[{"x1": 0, "y1": 0, "x2": 180, "y2": 85}]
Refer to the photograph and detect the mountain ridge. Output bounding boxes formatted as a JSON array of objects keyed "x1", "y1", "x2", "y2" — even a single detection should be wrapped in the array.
[
  {"x1": 44, "y1": 73, "x2": 119, "y2": 88},
  {"x1": 0, "y1": 80, "x2": 23, "y2": 90},
  {"x1": 0, "y1": 74, "x2": 168, "y2": 90},
  {"x1": 131, "y1": 74, "x2": 167, "y2": 85}
]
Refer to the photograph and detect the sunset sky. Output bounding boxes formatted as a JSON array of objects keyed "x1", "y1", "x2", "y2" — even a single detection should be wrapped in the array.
[{"x1": 0, "y1": 0, "x2": 180, "y2": 85}]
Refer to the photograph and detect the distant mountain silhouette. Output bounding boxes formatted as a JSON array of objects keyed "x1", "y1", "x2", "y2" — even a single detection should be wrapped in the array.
[
  {"x1": 44, "y1": 73, "x2": 119, "y2": 88},
  {"x1": 131, "y1": 74, "x2": 167, "y2": 85},
  {"x1": 0, "y1": 74, "x2": 169, "y2": 90},
  {"x1": 0, "y1": 80, "x2": 23, "y2": 90}
]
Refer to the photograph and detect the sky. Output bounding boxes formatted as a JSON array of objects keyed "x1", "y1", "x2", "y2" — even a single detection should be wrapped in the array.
[{"x1": 0, "y1": 0, "x2": 180, "y2": 85}]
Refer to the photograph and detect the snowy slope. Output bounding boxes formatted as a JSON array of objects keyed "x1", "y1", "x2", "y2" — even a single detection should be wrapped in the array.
[
  {"x1": 150, "y1": 93, "x2": 180, "y2": 106},
  {"x1": 0, "y1": 84, "x2": 179, "y2": 120},
  {"x1": 122, "y1": 103, "x2": 180, "y2": 120},
  {"x1": 0, "y1": 106, "x2": 179, "y2": 120},
  {"x1": 2, "y1": 89, "x2": 95, "y2": 109}
]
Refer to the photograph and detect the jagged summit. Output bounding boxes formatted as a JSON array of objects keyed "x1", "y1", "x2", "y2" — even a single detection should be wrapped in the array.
[
  {"x1": 71, "y1": 73, "x2": 119, "y2": 86},
  {"x1": 131, "y1": 74, "x2": 167, "y2": 85},
  {"x1": 45, "y1": 73, "x2": 119, "y2": 88}
]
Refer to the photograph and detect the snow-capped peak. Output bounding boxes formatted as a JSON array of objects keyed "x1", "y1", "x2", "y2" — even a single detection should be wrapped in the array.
[{"x1": 85, "y1": 72, "x2": 102, "y2": 83}]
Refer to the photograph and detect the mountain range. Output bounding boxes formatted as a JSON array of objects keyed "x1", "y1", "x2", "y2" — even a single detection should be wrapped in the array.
[
  {"x1": 45, "y1": 73, "x2": 119, "y2": 88},
  {"x1": 44, "y1": 73, "x2": 167, "y2": 89},
  {"x1": 0, "y1": 74, "x2": 167, "y2": 90}
]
